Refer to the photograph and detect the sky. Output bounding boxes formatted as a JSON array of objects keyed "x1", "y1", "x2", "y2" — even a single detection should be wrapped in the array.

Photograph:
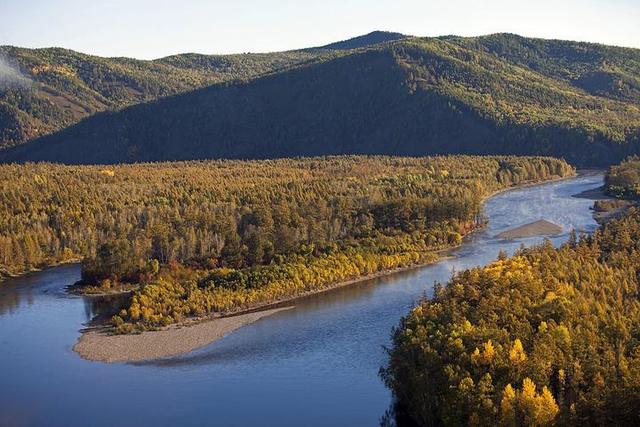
[{"x1": 1, "y1": 0, "x2": 639, "y2": 59}]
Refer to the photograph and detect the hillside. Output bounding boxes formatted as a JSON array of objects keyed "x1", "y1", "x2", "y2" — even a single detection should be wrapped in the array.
[
  {"x1": 446, "y1": 33, "x2": 640, "y2": 102},
  {"x1": 0, "y1": 48, "x2": 337, "y2": 149},
  {"x1": 0, "y1": 32, "x2": 411, "y2": 150},
  {"x1": 1, "y1": 34, "x2": 640, "y2": 166},
  {"x1": 317, "y1": 30, "x2": 408, "y2": 50}
]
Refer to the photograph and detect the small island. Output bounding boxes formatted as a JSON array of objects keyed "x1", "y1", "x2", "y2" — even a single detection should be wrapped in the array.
[{"x1": 496, "y1": 219, "x2": 563, "y2": 239}]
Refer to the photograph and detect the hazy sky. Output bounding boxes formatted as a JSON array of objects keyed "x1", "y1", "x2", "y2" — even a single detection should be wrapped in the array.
[{"x1": 1, "y1": 0, "x2": 638, "y2": 59}]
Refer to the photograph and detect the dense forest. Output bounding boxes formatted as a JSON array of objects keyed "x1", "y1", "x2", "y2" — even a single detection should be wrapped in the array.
[
  {"x1": 0, "y1": 155, "x2": 573, "y2": 329},
  {"x1": 446, "y1": 33, "x2": 640, "y2": 103},
  {"x1": 605, "y1": 156, "x2": 640, "y2": 199},
  {"x1": 1, "y1": 34, "x2": 639, "y2": 166},
  {"x1": 0, "y1": 32, "x2": 403, "y2": 149},
  {"x1": 0, "y1": 47, "x2": 331, "y2": 148},
  {"x1": 381, "y1": 208, "x2": 640, "y2": 425}
]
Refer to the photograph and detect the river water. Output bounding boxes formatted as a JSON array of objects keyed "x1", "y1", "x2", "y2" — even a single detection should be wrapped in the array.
[{"x1": 0, "y1": 173, "x2": 603, "y2": 427}]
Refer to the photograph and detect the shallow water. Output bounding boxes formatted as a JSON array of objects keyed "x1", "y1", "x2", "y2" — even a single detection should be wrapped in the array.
[{"x1": 0, "y1": 173, "x2": 603, "y2": 427}]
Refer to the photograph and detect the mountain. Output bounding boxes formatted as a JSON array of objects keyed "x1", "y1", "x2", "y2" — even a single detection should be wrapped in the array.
[
  {"x1": 0, "y1": 32, "x2": 411, "y2": 150},
  {"x1": 317, "y1": 31, "x2": 408, "y2": 50},
  {"x1": 1, "y1": 33, "x2": 639, "y2": 166},
  {"x1": 444, "y1": 33, "x2": 640, "y2": 102},
  {"x1": 0, "y1": 48, "x2": 335, "y2": 149}
]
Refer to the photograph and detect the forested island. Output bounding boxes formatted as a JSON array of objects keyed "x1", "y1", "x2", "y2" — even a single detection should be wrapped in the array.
[
  {"x1": 382, "y1": 161, "x2": 640, "y2": 426},
  {"x1": 0, "y1": 155, "x2": 572, "y2": 335}
]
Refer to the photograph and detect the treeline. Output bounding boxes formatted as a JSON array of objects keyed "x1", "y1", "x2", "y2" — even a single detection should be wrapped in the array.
[
  {"x1": 381, "y1": 209, "x2": 640, "y2": 426},
  {"x1": 605, "y1": 156, "x2": 640, "y2": 199},
  {"x1": 0, "y1": 155, "x2": 572, "y2": 326}
]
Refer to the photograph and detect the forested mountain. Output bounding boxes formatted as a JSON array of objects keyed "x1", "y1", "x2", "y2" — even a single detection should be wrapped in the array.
[
  {"x1": 317, "y1": 30, "x2": 408, "y2": 50},
  {"x1": 446, "y1": 33, "x2": 640, "y2": 102},
  {"x1": 0, "y1": 47, "x2": 335, "y2": 148},
  {"x1": 0, "y1": 32, "x2": 407, "y2": 150},
  {"x1": 1, "y1": 33, "x2": 639, "y2": 166}
]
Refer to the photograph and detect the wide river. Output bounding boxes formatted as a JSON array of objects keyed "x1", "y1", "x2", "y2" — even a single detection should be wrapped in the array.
[{"x1": 0, "y1": 173, "x2": 603, "y2": 427}]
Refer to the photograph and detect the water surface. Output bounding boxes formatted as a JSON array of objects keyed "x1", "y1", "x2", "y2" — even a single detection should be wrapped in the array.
[{"x1": 0, "y1": 173, "x2": 602, "y2": 427}]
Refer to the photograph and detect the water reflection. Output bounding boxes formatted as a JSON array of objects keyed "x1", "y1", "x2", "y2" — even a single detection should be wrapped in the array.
[
  {"x1": 0, "y1": 268, "x2": 131, "y2": 323},
  {"x1": 82, "y1": 293, "x2": 132, "y2": 323}
]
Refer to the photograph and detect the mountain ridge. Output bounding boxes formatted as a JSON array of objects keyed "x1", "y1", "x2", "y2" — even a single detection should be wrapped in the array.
[
  {"x1": 1, "y1": 32, "x2": 639, "y2": 166},
  {"x1": 315, "y1": 30, "x2": 409, "y2": 50},
  {"x1": 0, "y1": 31, "x2": 415, "y2": 150}
]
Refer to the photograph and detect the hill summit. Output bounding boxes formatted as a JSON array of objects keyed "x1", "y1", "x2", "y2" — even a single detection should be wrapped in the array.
[{"x1": 1, "y1": 32, "x2": 639, "y2": 166}]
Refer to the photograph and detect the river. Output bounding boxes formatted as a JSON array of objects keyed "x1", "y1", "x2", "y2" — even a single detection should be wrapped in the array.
[{"x1": 0, "y1": 173, "x2": 603, "y2": 427}]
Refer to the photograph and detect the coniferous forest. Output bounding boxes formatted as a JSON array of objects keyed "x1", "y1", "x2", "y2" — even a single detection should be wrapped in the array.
[
  {"x1": 382, "y1": 170, "x2": 640, "y2": 426},
  {"x1": 605, "y1": 156, "x2": 640, "y2": 199},
  {"x1": 2, "y1": 1, "x2": 640, "y2": 424},
  {"x1": 0, "y1": 155, "x2": 573, "y2": 331}
]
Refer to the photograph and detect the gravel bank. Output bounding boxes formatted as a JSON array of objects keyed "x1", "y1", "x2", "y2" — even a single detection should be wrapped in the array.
[
  {"x1": 496, "y1": 219, "x2": 563, "y2": 239},
  {"x1": 74, "y1": 307, "x2": 292, "y2": 363}
]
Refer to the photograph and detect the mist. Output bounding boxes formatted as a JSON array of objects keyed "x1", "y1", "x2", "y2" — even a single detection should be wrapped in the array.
[{"x1": 0, "y1": 53, "x2": 32, "y2": 90}]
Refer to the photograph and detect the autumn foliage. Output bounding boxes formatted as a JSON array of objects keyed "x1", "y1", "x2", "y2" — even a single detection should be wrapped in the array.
[{"x1": 381, "y1": 209, "x2": 640, "y2": 425}]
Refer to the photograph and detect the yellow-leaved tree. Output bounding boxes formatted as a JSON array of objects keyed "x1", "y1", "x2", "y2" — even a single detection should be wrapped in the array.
[{"x1": 500, "y1": 378, "x2": 559, "y2": 426}]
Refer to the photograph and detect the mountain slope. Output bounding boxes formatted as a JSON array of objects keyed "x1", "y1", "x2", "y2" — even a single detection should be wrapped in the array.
[
  {"x1": 0, "y1": 32, "x2": 415, "y2": 150},
  {"x1": 2, "y1": 34, "x2": 640, "y2": 166},
  {"x1": 0, "y1": 47, "x2": 337, "y2": 149},
  {"x1": 3, "y1": 49, "x2": 468, "y2": 163},
  {"x1": 446, "y1": 33, "x2": 640, "y2": 102}
]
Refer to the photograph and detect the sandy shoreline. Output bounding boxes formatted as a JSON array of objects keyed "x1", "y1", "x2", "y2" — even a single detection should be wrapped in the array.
[
  {"x1": 496, "y1": 219, "x2": 563, "y2": 239},
  {"x1": 73, "y1": 257, "x2": 448, "y2": 363},
  {"x1": 74, "y1": 307, "x2": 293, "y2": 363},
  {"x1": 73, "y1": 172, "x2": 579, "y2": 363}
]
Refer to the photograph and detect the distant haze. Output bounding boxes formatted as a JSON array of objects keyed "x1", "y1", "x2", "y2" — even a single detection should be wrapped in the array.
[
  {"x1": 1, "y1": 0, "x2": 639, "y2": 59},
  {"x1": 0, "y1": 54, "x2": 32, "y2": 90}
]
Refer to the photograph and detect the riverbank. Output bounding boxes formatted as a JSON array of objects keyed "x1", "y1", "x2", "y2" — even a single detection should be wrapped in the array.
[
  {"x1": 482, "y1": 171, "x2": 579, "y2": 202},
  {"x1": 0, "y1": 258, "x2": 81, "y2": 284},
  {"x1": 568, "y1": 178, "x2": 636, "y2": 224},
  {"x1": 74, "y1": 253, "x2": 455, "y2": 363},
  {"x1": 73, "y1": 172, "x2": 579, "y2": 363},
  {"x1": 572, "y1": 185, "x2": 612, "y2": 200},
  {"x1": 66, "y1": 281, "x2": 139, "y2": 297},
  {"x1": 74, "y1": 306, "x2": 294, "y2": 363}
]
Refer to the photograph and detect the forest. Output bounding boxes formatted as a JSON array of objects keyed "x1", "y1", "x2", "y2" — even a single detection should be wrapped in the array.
[
  {"x1": 0, "y1": 45, "x2": 334, "y2": 149},
  {"x1": 605, "y1": 156, "x2": 640, "y2": 199},
  {"x1": 0, "y1": 31, "x2": 403, "y2": 149},
  {"x1": 1, "y1": 34, "x2": 639, "y2": 166},
  {"x1": 0, "y1": 155, "x2": 573, "y2": 331},
  {"x1": 381, "y1": 207, "x2": 640, "y2": 425}
]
